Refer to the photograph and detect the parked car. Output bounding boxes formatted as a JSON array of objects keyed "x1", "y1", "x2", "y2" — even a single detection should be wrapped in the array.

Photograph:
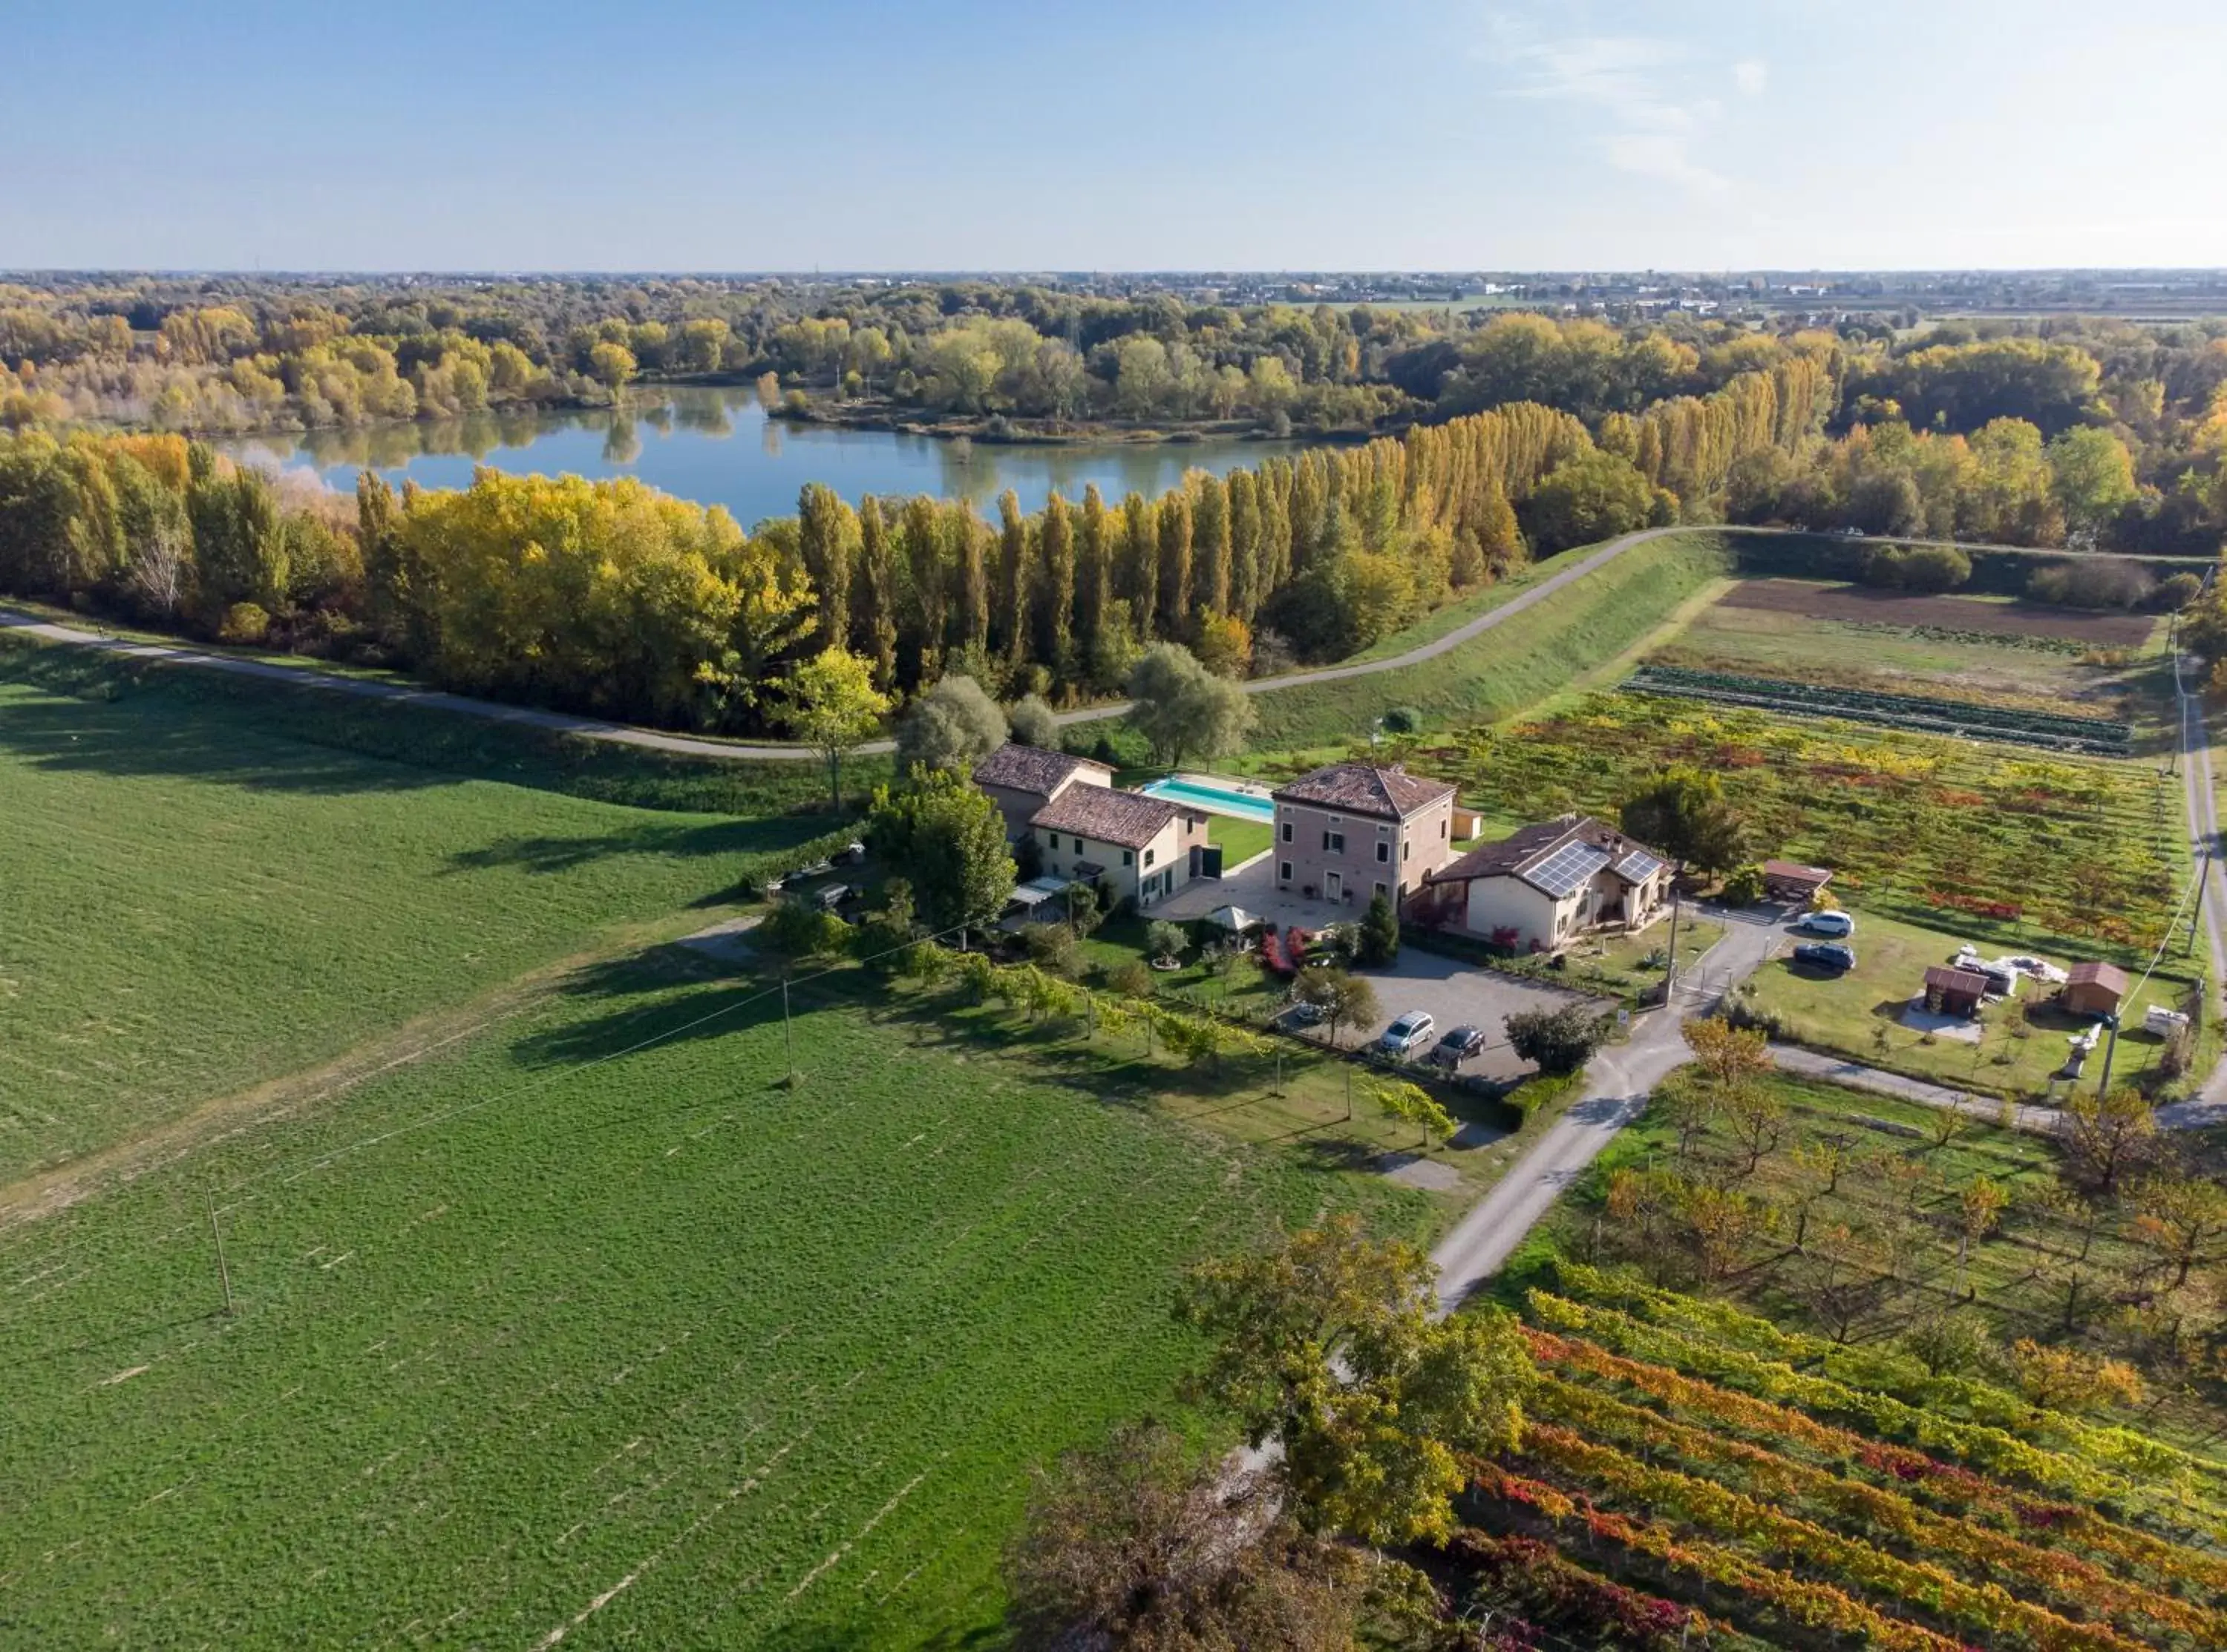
[
  {"x1": 1379, "y1": 1011, "x2": 1436, "y2": 1056},
  {"x1": 831, "y1": 840, "x2": 866, "y2": 865},
  {"x1": 1429, "y1": 1025, "x2": 1488, "y2": 1068},
  {"x1": 1796, "y1": 910, "x2": 1854, "y2": 938},
  {"x1": 1792, "y1": 942, "x2": 1857, "y2": 972},
  {"x1": 1282, "y1": 999, "x2": 1325, "y2": 1028},
  {"x1": 814, "y1": 882, "x2": 854, "y2": 912}
]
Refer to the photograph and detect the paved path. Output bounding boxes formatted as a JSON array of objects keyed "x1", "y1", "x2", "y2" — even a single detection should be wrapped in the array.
[
  {"x1": 1431, "y1": 908, "x2": 1784, "y2": 1310},
  {"x1": 1765, "y1": 1044, "x2": 2064, "y2": 1134}
]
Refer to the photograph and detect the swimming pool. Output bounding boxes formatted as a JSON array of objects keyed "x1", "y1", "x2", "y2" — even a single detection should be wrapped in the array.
[{"x1": 1139, "y1": 776, "x2": 1276, "y2": 824}]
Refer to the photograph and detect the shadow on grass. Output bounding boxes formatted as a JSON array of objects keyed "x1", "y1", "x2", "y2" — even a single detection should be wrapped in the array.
[{"x1": 444, "y1": 815, "x2": 828, "y2": 876}]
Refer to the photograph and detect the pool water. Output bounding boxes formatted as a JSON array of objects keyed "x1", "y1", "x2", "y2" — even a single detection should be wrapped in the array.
[{"x1": 1139, "y1": 777, "x2": 1276, "y2": 824}]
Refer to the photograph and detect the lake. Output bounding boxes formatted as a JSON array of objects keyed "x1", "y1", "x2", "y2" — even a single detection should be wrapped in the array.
[{"x1": 218, "y1": 387, "x2": 1306, "y2": 525}]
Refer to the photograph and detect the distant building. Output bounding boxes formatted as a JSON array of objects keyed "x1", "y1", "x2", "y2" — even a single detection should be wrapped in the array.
[
  {"x1": 1416, "y1": 815, "x2": 1671, "y2": 954},
  {"x1": 1030, "y1": 786, "x2": 1209, "y2": 912},
  {"x1": 1269, "y1": 762, "x2": 1459, "y2": 909},
  {"x1": 972, "y1": 744, "x2": 1113, "y2": 841},
  {"x1": 2063, "y1": 961, "x2": 2131, "y2": 1019}
]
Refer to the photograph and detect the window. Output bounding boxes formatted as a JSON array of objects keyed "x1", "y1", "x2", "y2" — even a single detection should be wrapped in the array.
[
  {"x1": 1439, "y1": 819, "x2": 1448, "y2": 839},
  {"x1": 1376, "y1": 841, "x2": 1390, "y2": 863},
  {"x1": 1143, "y1": 848, "x2": 1156, "y2": 868},
  {"x1": 1046, "y1": 832, "x2": 1060, "y2": 850},
  {"x1": 1122, "y1": 849, "x2": 1134, "y2": 866},
  {"x1": 1322, "y1": 830, "x2": 1345, "y2": 853},
  {"x1": 1402, "y1": 840, "x2": 1411, "y2": 862},
  {"x1": 1279, "y1": 861, "x2": 1294, "y2": 882},
  {"x1": 1280, "y1": 820, "x2": 1293, "y2": 844},
  {"x1": 1374, "y1": 881, "x2": 1388, "y2": 899}
]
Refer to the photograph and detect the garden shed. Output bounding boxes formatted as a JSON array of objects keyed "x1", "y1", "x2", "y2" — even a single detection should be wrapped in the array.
[
  {"x1": 1762, "y1": 859, "x2": 1834, "y2": 904},
  {"x1": 2063, "y1": 960, "x2": 2130, "y2": 1018},
  {"x1": 1922, "y1": 965, "x2": 1989, "y2": 1018}
]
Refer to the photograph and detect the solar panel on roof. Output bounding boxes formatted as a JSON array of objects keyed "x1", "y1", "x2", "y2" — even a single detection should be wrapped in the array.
[
  {"x1": 1526, "y1": 841, "x2": 1612, "y2": 899},
  {"x1": 1615, "y1": 849, "x2": 1664, "y2": 883}
]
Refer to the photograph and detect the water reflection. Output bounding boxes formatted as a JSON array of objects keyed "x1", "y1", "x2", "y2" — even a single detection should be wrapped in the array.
[{"x1": 221, "y1": 384, "x2": 1306, "y2": 521}]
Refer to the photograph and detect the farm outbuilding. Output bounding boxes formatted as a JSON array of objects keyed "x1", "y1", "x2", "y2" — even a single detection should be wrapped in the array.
[
  {"x1": 1762, "y1": 859, "x2": 1834, "y2": 904},
  {"x1": 1922, "y1": 966, "x2": 1989, "y2": 1018},
  {"x1": 2063, "y1": 960, "x2": 2130, "y2": 1018}
]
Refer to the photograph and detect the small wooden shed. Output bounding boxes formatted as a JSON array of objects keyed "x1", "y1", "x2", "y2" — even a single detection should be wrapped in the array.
[
  {"x1": 1923, "y1": 965, "x2": 1989, "y2": 1018},
  {"x1": 2063, "y1": 960, "x2": 2130, "y2": 1018},
  {"x1": 1762, "y1": 859, "x2": 1834, "y2": 904}
]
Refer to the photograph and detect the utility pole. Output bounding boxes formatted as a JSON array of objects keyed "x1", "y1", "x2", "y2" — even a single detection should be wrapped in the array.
[
  {"x1": 2188, "y1": 850, "x2": 2211, "y2": 959},
  {"x1": 1661, "y1": 862, "x2": 1685, "y2": 1007},
  {"x1": 206, "y1": 1190, "x2": 235, "y2": 1317},
  {"x1": 2096, "y1": 1012, "x2": 2122, "y2": 1099}
]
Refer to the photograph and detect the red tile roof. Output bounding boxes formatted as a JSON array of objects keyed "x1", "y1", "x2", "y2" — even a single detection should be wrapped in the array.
[
  {"x1": 972, "y1": 742, "x2": 1110, "y2": 796},
  {"x1": 1029, "y1": 785, "x2": 1202, "y2": 850},
  {"x1": 1270, "y1": 761, "x2": 1455, "y2": 820}
]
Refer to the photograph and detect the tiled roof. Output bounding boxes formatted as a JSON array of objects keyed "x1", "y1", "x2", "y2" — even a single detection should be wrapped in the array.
[
  {"x1": 1269, "y1": 761, "x2": 1456, "y2": 820},
  {"x1": 2067, "y1": 960, "x2": 2130, "y2": 994},
  {"x1": 1924, "y1": 966, "x2": 1990, "y2": 994},
  {"x1": 1030, "y1": 785, "x2": 1200, "y2": 850},
  {"x1": 1428, "y1": 815, "x2": 1668, "y2": 897},
  {"x1": 972, "y1": 742, "x2": 1108, "y2": 796}
]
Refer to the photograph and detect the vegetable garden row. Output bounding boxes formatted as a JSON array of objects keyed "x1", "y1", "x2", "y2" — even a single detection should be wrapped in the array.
[{"x1": 1623, "y1": 665, "x2": 2134, "y2": 755}]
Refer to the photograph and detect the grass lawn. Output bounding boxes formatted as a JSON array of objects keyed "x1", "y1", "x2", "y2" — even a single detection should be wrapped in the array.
[
  {"x1": 0, "y1": 951, "x2": 1421, "y2": 1650},
  {"x1": 1206, "y1": 813, "x2": 1273, "y2": 865},
  {"x1": 1737, "y1": 906, "x2": 2208, "y2": 1101},
  {"x1": 1240, "y1": 531, "x2": 1734, "y2": 749},
  {"x1": 0, "y1": 637, "x2": 849, "y2": 1181}
]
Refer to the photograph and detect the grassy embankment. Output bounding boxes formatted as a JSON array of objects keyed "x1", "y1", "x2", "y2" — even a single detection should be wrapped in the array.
[
  {"x1": 0, "y1": 632, "x2": 862, "y2": 1181},
  {"x1": 1235, "y1": 529, "x2": 1736, "y2": 753}
]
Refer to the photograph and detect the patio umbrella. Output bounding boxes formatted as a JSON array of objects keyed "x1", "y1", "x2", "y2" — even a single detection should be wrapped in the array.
[{"x1": 1206, "y1": 905, "x2": 1259, "y2": 933}]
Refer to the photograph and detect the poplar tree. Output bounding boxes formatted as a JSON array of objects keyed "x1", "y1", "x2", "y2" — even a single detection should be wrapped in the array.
[
  {"x1": 1226, "y1": 468, "x2": 1261, "y2": 621},
  {"x1": 902, "y1": 494, "x2": 948, "y2": 683},
  {"x1": 1121, "y1": 491, "x2": 1157, "y2": 640},
  {"x1": 1077, "y1": 483, "x2": 1110, "y2": 663},
  {"x1": 1156, "y1": 487, "x2": 1192, "y2": 638},
  {"x1": 797, "y1": 481, "x2": 855, "y2": 647},
  {"x1": 958, "y1": 506, "x2": 990, "y2": 656},
  {"x1": 854, "y1": 495, "x2": 899, "y2": 688},
  {"x1": 1036, "y1": 488, "x2": 1075, "y2": 675},
  {"x1": 995, "y1": 488, "x2": 1030, "y2": 663},
  {"x1": 1192, "y1": 473, "x2": 1230, "y2": 617}
]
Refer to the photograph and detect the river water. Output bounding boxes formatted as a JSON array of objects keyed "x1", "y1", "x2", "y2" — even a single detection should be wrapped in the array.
[{"x1": 218, "y1": 386, "x2": 1303, "y2": 524}]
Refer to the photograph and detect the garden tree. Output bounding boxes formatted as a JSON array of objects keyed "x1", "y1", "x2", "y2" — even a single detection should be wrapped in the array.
[
  {"x1": 853, "y1": 496, "x2": 898, "y2": 687},
  {"x1": 1177, "y1": 1215, "x2": 1533, "y2": 1546},
  {"x1": 1373, "y1": 1080, "x2": 1457, "y2": 1153},
  {"x1": 1719, "y1": 864, "x2": 1766, "y2": 907},
  {"x1": 1924, "y1": 1097, "x2": 1975, "y2": 1152},
  {"x1": 1681, "y1": 1015, "x2": 1768, "y2": 1094},
  {"x1": 1520, "y1": 449, "x2": 1656, "y2": 554},
  {"x1": 187, "y1": 459, "x2": 288, "y2": 617},
  {"x1": 854, "y1": 877, "x2": 918, "y2": 966},
  {"x1": 1145, "y1": 920, "x2": 1188, "y2": 966},
  {"x1": 1670, "y1": 1179, "x2": 1773, "y2": 1281},
  {"x1": 1618, "y1": 765, "x2": 1747, "y2": 876},
  {"x1": 2129, "y1": 1171, "x2": 2227, "y2": 1288},
  {"x1": 1005, "y1": 691, "x2": 1059, "y2": 749},
  {"x1": 1292, "y1": 966, "x2": 1379, "y2": 1049},
  {"x1": 776, "y1": 644, "x2": 892, "y2": 810},
  {"x1": 1954, "y1": 1174, "x2": 2009, "y2": 1299},
  {"x1": 895, "y1": 672, "x2": 1008, "y2": 773},
  {"x1": 1719, "y1": 1084, "x2": 1788, "y2": 1177},
  {"x1": 1504, "y1": 1002, "x2": 1612, "y2": 1075},
  {"x1": 1191, "y1": 612, "x2": 1252, "y2": 678},
  {"x1": 2008, "y1": 1339, "x2": 2146, "y2": 1415},
  {"x1": 1356, "y1": 891, "x2": 1400, "y2": 968},
  {"x1": 1125, "y1": 642, "x2": 1255, "y2": 768},
  {"x1": 863, "y1": 766, "x2": 1016, "y2": 934},
  {"x1": 756, "y1": 895, "x2": 850, "y2": 960},
  {"x1": 1899, "y1": 1311, "x2": 1997, "y2": 1378},
  {"x1": 1001, "y1": 1420, "x2": 1374, "y2": 1652},
  {"x1": 1789, "y1": 1222, "x2": 1901, "y2": 1345},
  {"x1": 796, "y1": 482, "x2": 857, "y2": 647},
  {"x1": 1656, "y1": 1069, "x2": 1718, "y2": 1161},
  {"x1": 2063, "y1": 1085, "x2": 2160, "y2": 1196},
  {"x1": 1018, "y1": 920, "x2": 1082, "y2": 979}
]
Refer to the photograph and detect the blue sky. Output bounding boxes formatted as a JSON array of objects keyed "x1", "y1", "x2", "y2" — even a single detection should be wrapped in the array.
[{"x1": 7, "y1": 0, "x2": 2226, "y2": 271}]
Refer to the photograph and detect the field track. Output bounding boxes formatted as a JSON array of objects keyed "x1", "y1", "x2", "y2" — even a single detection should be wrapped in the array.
[{"x1": 1719, "y1": 577, "x2": 2156, "y2": 644}]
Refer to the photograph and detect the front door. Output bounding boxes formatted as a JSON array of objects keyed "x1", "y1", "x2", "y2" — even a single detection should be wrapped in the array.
[{"x1": 1324, "y1": 870, "x2": 1343, "y2": 902}]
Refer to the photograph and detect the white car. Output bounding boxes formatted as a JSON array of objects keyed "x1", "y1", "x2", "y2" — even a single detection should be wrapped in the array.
[
  {"x1": 1798, "y1": 910, "x2": 1854, "y2": 938},
  {"x1": 1379, "y1": 1012, "x2": 1436, "y2": 1056}
]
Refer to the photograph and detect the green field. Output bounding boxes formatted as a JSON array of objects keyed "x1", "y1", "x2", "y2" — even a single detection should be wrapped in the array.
[
  {"x1": 0, "y1": 953, "x2": 1410, "y2": 1648},
  {"x1": 1738, "y1": 907, "x2": 2207, "y2": 1099},
  {"x1": 1240, "y1": 531, "x2": 1733, "y2": 748},
  {"x1": 1204, "y1": 813, "x2": 1272, "y2": 865},
  {"x1": 0, "y1": 636, "x2": 849, "y2": 1181}
]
